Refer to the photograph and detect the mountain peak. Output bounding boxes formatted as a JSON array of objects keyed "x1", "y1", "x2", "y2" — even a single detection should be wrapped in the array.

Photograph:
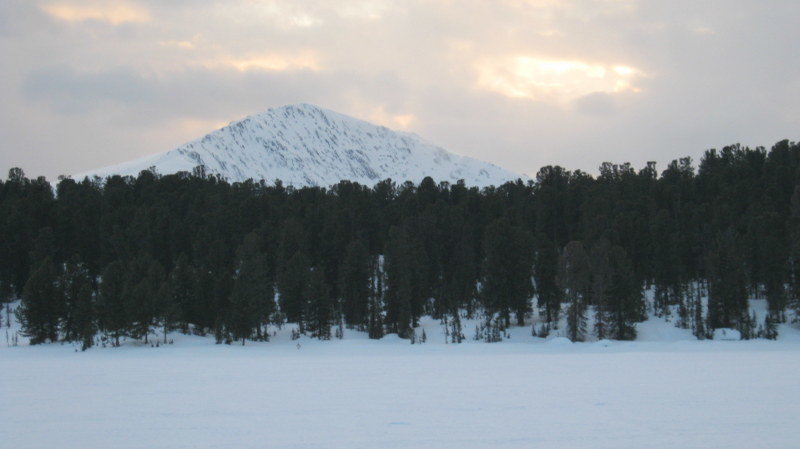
[{"x1": 76, "y1": 105, "x2": 523, "y2": 187}]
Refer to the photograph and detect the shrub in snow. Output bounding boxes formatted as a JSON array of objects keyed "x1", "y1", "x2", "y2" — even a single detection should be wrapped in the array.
[{"x1": 712, "y1": 328, "x2": 741, "y2": 341}]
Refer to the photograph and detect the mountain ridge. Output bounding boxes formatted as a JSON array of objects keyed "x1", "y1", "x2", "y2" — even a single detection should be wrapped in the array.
[{"x1": 75, "y1": 103, "x2": 524, "y2": 187}]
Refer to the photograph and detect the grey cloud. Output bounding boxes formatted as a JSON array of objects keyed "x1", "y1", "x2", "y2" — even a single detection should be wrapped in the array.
[
  {"x1": 4, "y1": 0, "x2": 800, "y2": 182},
  {"x1": 573, "y1": 93, "x2": 616, "y2": 116},
  {"x1": 0, "y1": 1, "x2": 51, "y2": 37},
  {"x1": 23, "y1": 62, "x2": 414, "y2": 127},
  {"x1": 24, "y1": 66, "x2": 155, "y2": 114}
]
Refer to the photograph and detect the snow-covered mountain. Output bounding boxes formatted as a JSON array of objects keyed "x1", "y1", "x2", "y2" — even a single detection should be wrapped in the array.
[{"x1": 76, "y1": 104, "x2": 523, "y2": 187}]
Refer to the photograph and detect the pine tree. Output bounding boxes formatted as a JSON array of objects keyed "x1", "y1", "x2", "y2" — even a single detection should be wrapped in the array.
[
  {"x1": 367, "y1": 291, "x2": 384, "y2": 340},
  {"x1": 590, "y1": 240, "x2": 612, "y2": 340},
  {"x1": 28, "y1": 227, "x2": 55, "y2": 271},
  {"x1": 16, "y1": 257, "x2": 62, "y2": 344},
  {"x1": 449, "y1": 312, "x2": 464, "y2": 343},
  {"x1": 763, "y1": 314, "x2": 778, "y2": 340},
  {"x1": 558, "y1": 241, "x2": 590, "y2": 342},
  {"x1": 692, "y1": 285, "x2": 706, "y2": 340},
  {"x1": 304, "y1": 267, "x2": 332, "y2": 340},
  {"x1": 738, "y1": 309, "x2": 754, "y2": 340},
  {"x1": 60, "y1": 255, "x2": 93, "y2": 343},
  {"x1": 675, "y1": 286, "x2": 690, "y2": 329},
  {"x1": 440, "y1": 211, "x2": 478, "y2": 319},
  {"x1": 228, "y1": 233, "x2": 274, "y2": 344},
  {"x1": 651, "y1": 210, "x2": 684, "y2": 317},
  {"x1": 98, "y1": 261, "x2": 127, "y2": 346},
  {"x1": 277, "y1": 251, "x2": 311, "y2": 327},
  {"x1": 166, "y1": 254, "x2": 198, "y2": 334},
  {"x1": 606, "y1": 246, "x2": 643, "y2": 340},
  {"x1": 125, "y1": 256, "x2": 164, "y2": 344},
  {"x1": 367, "y1": 256, "x2": 384, "y2": 340},
  {"x1": 338, "y1": 239, "x2": 371, "y2": 328},
  {"x1": 706, "y1": 229, "x2": 748, "y2": 330},
  {"x1": 228, "y1": 282, "x2": 259, "y2": 345},
  {"x1": 156, "y1": 281, "x2": 179, "y2": 344},
  {"x1": 789, "y1": 186, "x2": 800, "y2": 316},
  {"x1": 481, "y1": 217, "x2": 535, "y2": 327},
  {"x1": 535, "y1": 235, "x2": 561, "y2": 325},
  {"x1": 73, "y1": 282, "x2": 95, "y2": 350},
  {"x1": 384, "y1": 226, "x2": 415, "y2": 338}
]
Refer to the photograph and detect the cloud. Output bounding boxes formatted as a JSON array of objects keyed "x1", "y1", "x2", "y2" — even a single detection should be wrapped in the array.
[
  {"x1": 21, "y1": 63, "x2": 415, "y2": 131},
  {"x1": 572, "y1": 92, "x2": 617, "y2": 116},
  {"x1": 5, "y1": 0, "x2": 800, "y2": 182},
  {"x1": 24, "y1": 66, "x2": 154, "y2": 113},
  {"x1": 159, "y1": 40, "x2": 194, "y2": 49},
  {"x1": 0, "y1": 2, "x2": 50, "y2": 37},
  {"x1": 39, "y1": 1, "x2": 150, "y2": 25},
  {"x1": 206, "y1": 52, "x2": 322, "y2": 72},
  {"x1": 10, "y1": 61, "x2": 421, "y2": 178},
  {"x1": 358, "y1": 105, "x2": 417, "y2": 130},
  {"x1": 336, "y1": 0, "x2": 395, "y2": 20},
  {"x1": 475, "y1": 56, "x2": 643, "y2": 103}
]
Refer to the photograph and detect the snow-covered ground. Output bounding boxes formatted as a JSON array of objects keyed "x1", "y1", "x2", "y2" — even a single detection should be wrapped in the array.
[{"x1": 3, "y1": 300, "x2": 800, "y2": 449}]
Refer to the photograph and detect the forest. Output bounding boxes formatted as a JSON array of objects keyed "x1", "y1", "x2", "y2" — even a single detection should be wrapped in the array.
[{"x1": 3, "y1": 140, "x2": 800, "y2": 348}]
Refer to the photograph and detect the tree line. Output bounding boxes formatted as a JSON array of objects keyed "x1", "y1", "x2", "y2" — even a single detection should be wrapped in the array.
[{"x1": 3, "y1": 140, "x2": 800, "y2": 348}]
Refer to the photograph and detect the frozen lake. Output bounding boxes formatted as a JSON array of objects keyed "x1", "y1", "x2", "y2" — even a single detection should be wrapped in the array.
[{"x1": 3, "y1": 337, "x2": 799, "y2": 449}]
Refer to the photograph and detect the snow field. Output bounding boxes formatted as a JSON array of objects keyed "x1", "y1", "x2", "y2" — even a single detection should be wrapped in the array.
[
  {"x1": 3, "y1": 296, "x2": 800, "y2": 449},
  {"x1": 3, "y1": 337, "x2": 800, "y2": 449}
]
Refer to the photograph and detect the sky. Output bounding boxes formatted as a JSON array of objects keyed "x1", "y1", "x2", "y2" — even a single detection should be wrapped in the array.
[{"x1": 1, "y1": 0, "x2": 799, "y2": 182}]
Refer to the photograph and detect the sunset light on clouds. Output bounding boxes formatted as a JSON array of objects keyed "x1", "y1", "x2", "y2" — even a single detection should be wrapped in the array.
[
  {"x1": 2, "y1": 0, "x2": 799, "y2": 180},
  {"x1": 476, "y1": 56, "x2": 644, "y2": 102},
  {"x1": 40, "y1": 1, "x2": 150, "y2": 25}
]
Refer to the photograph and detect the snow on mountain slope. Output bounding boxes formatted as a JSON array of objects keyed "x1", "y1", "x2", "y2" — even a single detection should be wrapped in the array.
[{"x1": 76, "y1": 104, "x2": 524, "y2": 187}]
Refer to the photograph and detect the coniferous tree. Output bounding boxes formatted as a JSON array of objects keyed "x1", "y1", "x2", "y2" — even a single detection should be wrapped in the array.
[
  {"x1": 5, "y1": 139, "x2": 800, "y2": 346},
  {"x1": 98, "y1": 260, "x2": 127, "y2": 346},
  {"x1": 338, "y1": 239, "x2": 371, "y2": 328},
  {"x1": 534, "y1": 234, "x2": 561, "y2": 325},
  {"x1": 692, "y1": 287, "x2": 706, "y2": 339},
  {"x1": 1, "y1": 169, "x2": 55, "y2": 299},
  {"x1": 449, "y1": 312, "x2": 465, "y2": 343},
  {"x1": 156, "y1": 281, "x2": 179, "y2": 344},
  {"x1": 384, "y1": 226, "x2": 414, "y2": 338},
  {"x1": 651, "y1": 209, "x2": 684, "y2": 317},
  {"x1": 757, "y1": 210, "x2": 788, "y2": 321},
  {"x1": 304, "y1": 267, "x2": 332, "y2": 340},
  {"x1": 227, "y1": 281, "x2": 258, "y2": 345},
  {"x1": 166, "y1": 253, "x2": 198, "y2": 333},
  {"x1": 788, "y1": 186, "x2": 800, "y2": 314},
  {"x1": 440, "y1": 219, "x2": 478, "y2": 319},
  {"x1": 558, "y1": 241, "x2": 590, "y2": 341},
  {"x1": 763, "y1": 314, "x2": 778, "y2": 340},
  {"x1": 228, "y1": 234, "x2": 273, "y2": 344},
  {"x1": 73, "y1": 281, "x2": 95, "y2": 350},
  {"x1": 16, "y1": 257, "x2": 61, "y2": 344},
  {"x1": 29, "y1": 227, "x2": 56, "y2": 271},
  {"x1": 367, "y1": 255, "x2": 384, "y2": 339},
  {"x1": 125, "y1": 256, "x2": 164, "y2": 343},
  {"x1": 481, "y1": 217, "x2": 534, "y2": 327},
  {"x1": 606, "y1": 245, "x2": 644, "y2": 340},
  {"x1": 60, "y1": 255, "x2": 93, "y2": 343},
  {"x1": 589, "y1": 239, "x2": 612, "y2": 340},
  {"x1": 706, "y1": 230, "x2": 748, "y2": 330},
  {"x1": 277, "y1": 251, "x2": 311, "y2": 328}
]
